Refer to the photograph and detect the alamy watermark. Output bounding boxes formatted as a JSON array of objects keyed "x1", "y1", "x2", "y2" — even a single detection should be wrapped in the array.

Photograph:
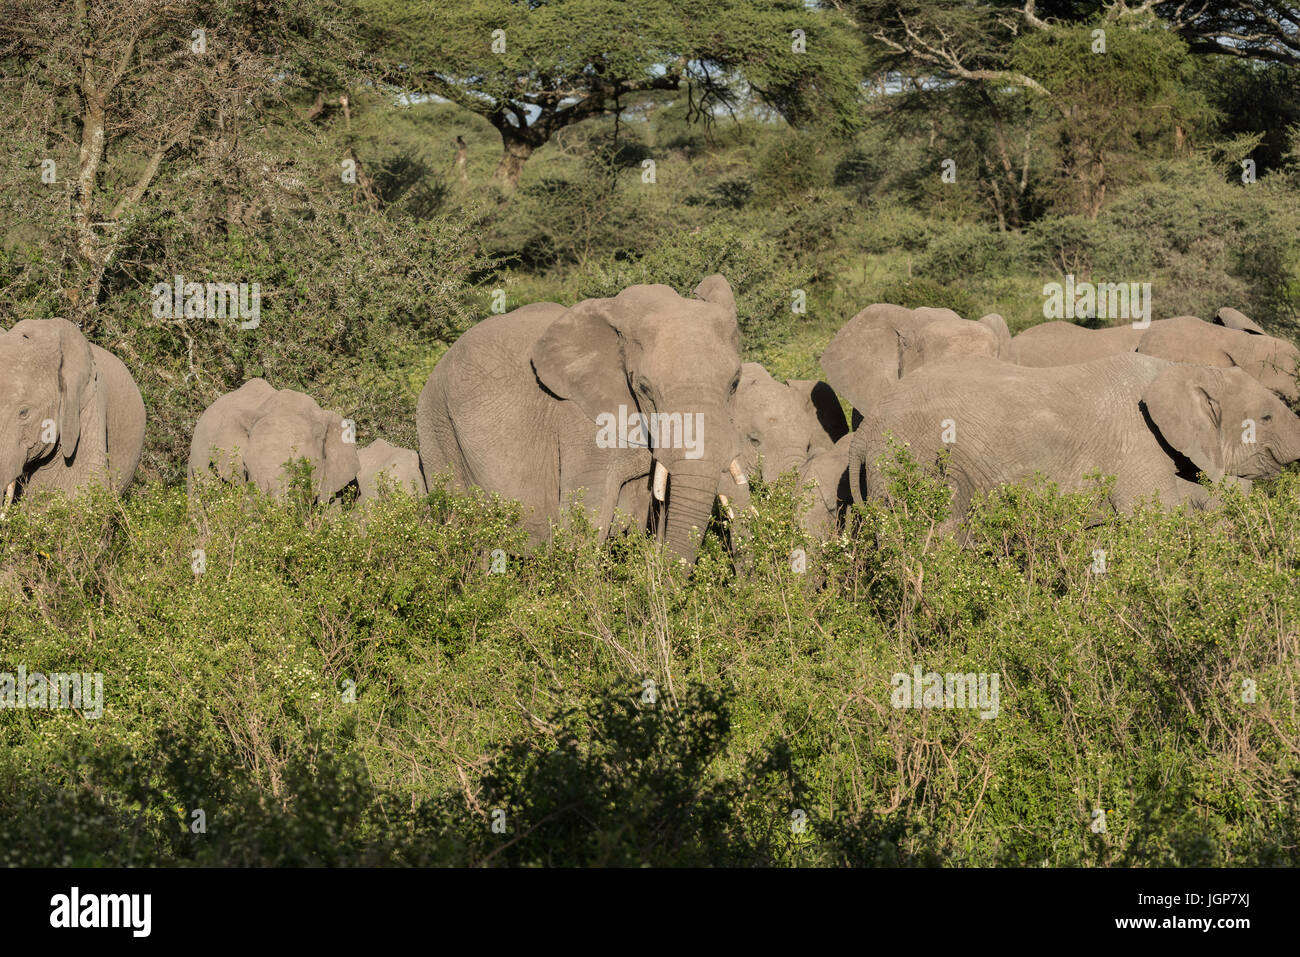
[
  {"x1": 1042, "y1": 274, "x2": 1152, "y2": 327},
  {"x1": 0, "y1": 667, "x2": 104, "y2": 719},
  {"x1": 151, "y1": 275, "x2": 261, "y2": 329},
  {"x1": 891, "y1": 666, "x2": 999, "y2": 720},
  {"x1": 595, "y1": 406, "x2": 705, "y2": 459}
]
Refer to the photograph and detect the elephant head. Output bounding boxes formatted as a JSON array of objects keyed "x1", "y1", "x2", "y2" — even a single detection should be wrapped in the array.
[
  {"x1": 1214, "y1": 307, "x2": 1265, "y2": 336},
  {"x1": 821, "y1": 303, "x2": 999, "y2": 415},
  {"x1": 1138, "y1": 316, "x2": 1300, "y2": 402},
  {"x1": 356, "y1": 439, "x2": 426, "y2": 501},
  {"x1": 0, "y1": 318, "x2": 105, "y2": 506},
  {"x1": 1143, "y1": 364, "x2": 1300, "y2": 484},
  {"x1": 732, "y1": 363, "x2": 847, "y2": 483},
  {"x1": 897, "y1": 318, "x2": 999, "y2": 376},
  {"x1": 531, "y1": 276, "x2": 742, "y2": 562},
  {"x1": 189, "y1": 379, "x2": 360, "y2": 503}
]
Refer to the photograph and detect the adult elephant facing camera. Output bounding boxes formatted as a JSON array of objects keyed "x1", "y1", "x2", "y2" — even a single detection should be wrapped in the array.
[
  {"x1": 0, "y1": 318, "x2": 145, "y2": 506},
  {"x1": 848, "y1": 354, "x2": 1300, "y2": 528},
  {"x1": 418, "y1": 276, "x2": 744, "y2": 564}
]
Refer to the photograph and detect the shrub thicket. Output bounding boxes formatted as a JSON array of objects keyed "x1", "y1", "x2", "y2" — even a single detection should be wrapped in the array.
[{"x1": 2, "y1": 457, "x2": 1297, "y2": 866}]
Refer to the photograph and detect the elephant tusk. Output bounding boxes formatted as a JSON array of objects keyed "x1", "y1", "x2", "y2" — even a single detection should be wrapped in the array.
[
  {"x1": 718, "y1": 493, "x2": 735, "y2": 520},
  {"x1": 1, "y1": 481, "x2": 13, "y2": 519},
  {"x1": 729, "y1": 459, "x2": 747, "y2": 486},
  {"x1": 653, "y1": 461, "x2": 668, "y2": 502}
]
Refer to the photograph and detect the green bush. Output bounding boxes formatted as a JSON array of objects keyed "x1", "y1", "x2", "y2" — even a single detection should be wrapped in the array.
[
  {"x1": 2, "y1": 456, "x2": 1298, "y2": 866},
  {"x1": 873, "y1": 277, "x2": 980, "y2": 318},
  {"x1": 571, "y1": 221, "x2": 816, "y2": 349}
]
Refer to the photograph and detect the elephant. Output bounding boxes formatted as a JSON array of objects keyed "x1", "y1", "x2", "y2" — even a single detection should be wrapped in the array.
[
  {"x1": 1009, "y1": 321, "x2": 1146, "y2": 367},
  {"x1": 819, "y1": 303, "x2": 1006, "y2": 419},
  {"x1": 847, "y1": 354, "x2": 1300, "y2": 529},
  {"x1": 417, "y1": 276, "x2": 745, "y2": 564},
  {"x1": 1136, "y1": 316, "x2": 1299, "y2": 400},
  {"x1": 707, "y1": 363, "x2": 848, "y2": 535},
  {"x1": 1215, "y1": 307, "x2": 1265, "y2": 335},
  {"x1": 188, "y1": 379, "x2": 359, "y2": 503},
  {"x1": 1010, "y1": 314, "x2": 1299, "y2": 400},
  {"x1": 727, "y1": 363, "x2": 846, "y2": 486},
  {"x1": 0, "y1": 317, "x2": 145, "y2": 508},
  {"x1": 356, "y1": 440, "x2": 426, "y2": 501}
]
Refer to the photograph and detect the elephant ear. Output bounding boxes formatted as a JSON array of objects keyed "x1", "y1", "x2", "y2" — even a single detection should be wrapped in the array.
[
  {"x1": 1214, "y1": 307, "x2": 1265, "y2": 336},
  {"x1": 317, "y1": 411, "x2": 361, "y2": 501},
  {"x1": 977, "y1": 313, "x2": 1012, "y2": 358},
  {"x1": 1142, "y1": 365, "x2": 1226, "y2": 483},
  {"x1": 787, "y1": 379, "x2": 849, "y2": 445},
  {"x1": 55, "y1": 319, "x2": 95, "y2": 461},
  {"x1": 531, "y1": 298, "x2": 632, "y2": 425},
  {"x1": 820, "y1": 306, "x2": 910, "y2": 415},
  {"x1": 693, "y1": 274, "x2": 735, "y2": 314}
]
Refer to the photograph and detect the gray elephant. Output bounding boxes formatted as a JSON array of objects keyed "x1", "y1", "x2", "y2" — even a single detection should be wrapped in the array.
[
  {"x1": 1136, "y1": 316, "x2": 1299, "y2": 400},
  {"x1": 1010, "y1": 313, "x2": 1299, "y2": 400},
  {"x1": 796, "y1": 433, "x2": 852, "y2": 538},
  {"x1": 189, "y1": 379, "x2": 359, "y2": 502},
  {"x1": 848, "y1": 354, "x2": 1300, "y2": 528},
  {"x1": 668, "y1": 362, "x2": 850, "y2": 536},
  {"x1": 0, "y1": 318, "x2": 145, "y2": 508},
  {"x1": 1215, "y1": 307, "x2": 1265, "y2": 335},
  {"x1": 820, "y1": 303, "x2": 1007, "y2": 418},
  {"x1": 418, "y1": 276, "x2": 745, "y2": 563},
  {"x1": 1008, "y1": 321, "x2": 1146, "y2": 367},
  {"x1": 722, "y1": 363, "x2": 845, "y2": 488},
  {"x1": 357, "y1": 440, "x2": 425, "y2": 501}
]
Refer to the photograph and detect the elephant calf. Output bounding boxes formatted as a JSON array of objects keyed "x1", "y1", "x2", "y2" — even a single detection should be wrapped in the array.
[
  {"x1": 356, "y1": 440, "x2": 425, "y2": 502},
  {"x1": 0, "y1": 318, "x2": 145, "y2": 507},
  {"x1": 189, "y1": 379, "x2": 359, "y2": 503},
  {"x1": 716, "y1": 363, "x2": 848, "y2": 529},
  {"x1": 848, "y1": 354, "x2": 1300, "y2": 526}
]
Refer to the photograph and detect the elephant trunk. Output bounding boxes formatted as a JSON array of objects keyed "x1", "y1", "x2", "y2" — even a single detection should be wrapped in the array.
[
  {"x1": 769, "y1": 451, "x2": 808, "y2": 482},
  {"x1": 847, "y1": 428, "x2": 869, "y2": 503},
  {"x1": 661, "y1": 458, "x2": 722, "y2": 565}
]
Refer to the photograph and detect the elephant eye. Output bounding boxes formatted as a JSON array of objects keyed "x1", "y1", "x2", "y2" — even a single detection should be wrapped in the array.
[
  {"x1": 1263, "y1": 413, "x2": 1273, "y2": 422},
  {"x1": 17, "y1": 408, "x2": 30, "y2": 420}
]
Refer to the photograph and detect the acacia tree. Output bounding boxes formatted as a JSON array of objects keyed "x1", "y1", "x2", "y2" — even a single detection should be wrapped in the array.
[
  {"x1": 356, "y1": 0, "x2": 865, "y2": 187},
  {"x1": 0, "y1": 0, "x2": 351, "y2": 323},
  {"x1": 1155, "y1": 0, "x2": 1300, "y2": 67},
  {"x1": 856, "y1": 0, "x2": 1214, "y2": 218}
]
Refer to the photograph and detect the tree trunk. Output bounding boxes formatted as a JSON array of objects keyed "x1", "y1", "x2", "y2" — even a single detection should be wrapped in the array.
[
  {"x1": 494, "y1": 134, "x2": 535, "y2": 188},
  {"x1": 455, "y1": 135, "x2": 469, "y2": 184}
]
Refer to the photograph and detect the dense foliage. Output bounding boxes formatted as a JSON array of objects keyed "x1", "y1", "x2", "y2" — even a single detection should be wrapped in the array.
[
  {"x1": 1, "y1": 461, "x2": 1298, "y2": 866},
  {"x1": 1, "y1": 0, "x2": 1299, "y2": 866}
]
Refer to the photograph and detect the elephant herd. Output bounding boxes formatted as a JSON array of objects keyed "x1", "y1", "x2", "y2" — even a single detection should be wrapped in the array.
[{"x1": 4, "y1": 276, "x2": 1300, "y2": 567}]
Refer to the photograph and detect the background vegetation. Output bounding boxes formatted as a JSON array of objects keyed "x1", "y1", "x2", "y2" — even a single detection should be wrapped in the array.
[{"x1": 1, "y1": 0, "x2": 1298, "y2": 865}]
